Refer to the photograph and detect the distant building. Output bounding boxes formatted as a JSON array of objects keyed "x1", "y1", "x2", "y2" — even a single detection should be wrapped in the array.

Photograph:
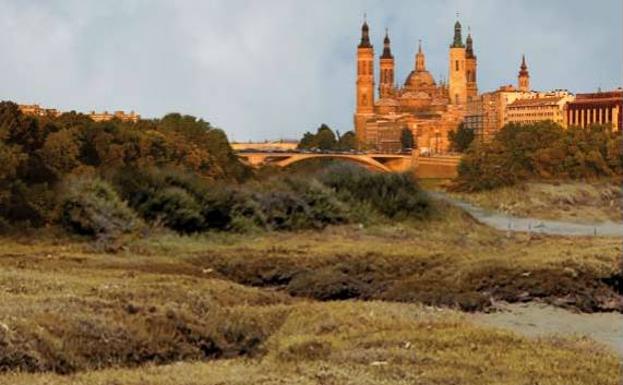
[
  {"x1": 18, "y1": 103, "x2": 140, "y2": 123},
  {"x1": 354, "y1": 18, "x2": 475, "y2": 154},
  {"x1": 465, "y1": 56, "x2": 577, "y2": 141},
  {"x1": 564, "y1": 90, "x2": 622, "y2": 131},
  {"x1": 465, "y1": 85, "x2": 533, "y2": 142},
  {"x1": 88, "y1": 110, "x2": 140, "y2": 123},
  {"x1": 18, "y1": 104, "x2": 60, "y2": 117},
  {"x1": 506, "y1": 92, "x2": 575, "y2": 127}
]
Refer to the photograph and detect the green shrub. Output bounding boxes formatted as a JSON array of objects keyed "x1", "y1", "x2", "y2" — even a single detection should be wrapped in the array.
[
  {"x1": 320, "y1": 165, "x2": 433, "y2": 220},
  {"x1": 113, "y1": 168, "x2": 241, "y2": 233},
  {"x1": 137, "y1": 186, "x2": 204, "y2": 233},
  {"x1": 283, "y1": 177, "x2": 348, "y2": 226},
  {"x1": 60, "y1": 176, "x2": 140, "y2": 238}
]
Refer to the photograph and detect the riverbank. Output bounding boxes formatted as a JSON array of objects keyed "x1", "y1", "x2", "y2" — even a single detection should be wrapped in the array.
[
  {"x1": 447, "y1": 180, "x2": 622, "y2": 224},
  {"x1": 430, "y1": 191, "x2": 623, "y2": 237},
  {"x1": 474, "y1": 302, "x2": 623, "y2": 359}
]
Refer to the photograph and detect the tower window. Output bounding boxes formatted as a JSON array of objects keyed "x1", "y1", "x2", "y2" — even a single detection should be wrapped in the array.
[{"x1": 455, "y1": 60, "x2": 459, "y2": 71}]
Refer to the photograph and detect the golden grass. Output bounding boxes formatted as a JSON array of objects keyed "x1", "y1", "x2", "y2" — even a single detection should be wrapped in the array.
[{"x1": 449, "y1": 180, "x2": 622, "y2": 223}]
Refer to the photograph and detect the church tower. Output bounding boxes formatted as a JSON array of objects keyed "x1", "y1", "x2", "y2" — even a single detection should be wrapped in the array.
[
  {"x1": 518, "y1": 55, "x2": 530, "y2": 92},
  {"x1": 379, "y1": 29, "x2": 395, "y2": 98},
  {"x1": 354, "y1": 19, "x2": 375, "y2": 145},
  {"x1": 465, "y1": 30, "x2": 478, "y2": 101},
  {"x1": 448, "y1": 19, "x2": 467, "y2": 105}
]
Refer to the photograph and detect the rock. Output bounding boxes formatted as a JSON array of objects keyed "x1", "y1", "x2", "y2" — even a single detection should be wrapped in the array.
[
  {"x1": 563, "y1": 267, "x2": 579, "y2": 278},
  {"x1": 370, "y1": 361, "x2": 388, "y2": 366}
]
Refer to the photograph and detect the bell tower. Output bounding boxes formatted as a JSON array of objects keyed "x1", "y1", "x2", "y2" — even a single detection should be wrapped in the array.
[
  {"x1": 465, "y1": 29, "x2": 478, "y2": 101},
  {"x1": 448, "y1": 19, "x2": 467, "y2": 105},
  {"x1": 379, "y1": 29, "x2": 395, "y2": 98},
  {"x1": 354, "y1": 18, "x2": 375, "y2": 145},
  {"x1": 518, "y1": 55, "x2": 530, "y2": 92}
]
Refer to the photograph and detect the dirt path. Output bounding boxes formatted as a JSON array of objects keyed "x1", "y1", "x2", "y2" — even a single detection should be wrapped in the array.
[
  {"x1": 430, "y1": 192, "x2": 623, "y2": 237},
  {"x1": 473, "y1": 302, "x2": 623, "y2": 359}
]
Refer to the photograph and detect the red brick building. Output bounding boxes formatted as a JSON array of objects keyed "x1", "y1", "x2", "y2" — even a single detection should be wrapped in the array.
[{"x1": 565, "y1": 90, "x2": 622, "y2": 131}]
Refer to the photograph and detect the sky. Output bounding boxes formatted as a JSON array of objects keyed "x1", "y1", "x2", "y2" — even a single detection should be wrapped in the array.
[{"x1": 0, "y1": 0, "x2": 621, "y2": 141}]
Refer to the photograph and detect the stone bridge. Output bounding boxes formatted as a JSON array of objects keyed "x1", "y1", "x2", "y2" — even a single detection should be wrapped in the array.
[{"x1": 237, "y1": 152, "x2": 413, "y2": 172}]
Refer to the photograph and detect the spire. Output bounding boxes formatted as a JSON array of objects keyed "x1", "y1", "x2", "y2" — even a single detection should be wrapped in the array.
[
  {"x1": 415, "y1": 39, "x2": 426, "y2": 71},
  {"x1": 358, "y1": 16, "x2": 372, "y2": 49},
  {"x1": 519, "y1": 54, "x2": 529, "y2": 76},
  {"x1": 466, "y1": 27, "x2": 475, "y2": 58},
  {"x1": 451, "y1": 16, "x2": 464, "y2": 48},
  {"x1": 381, "y1": 28, "x2": 393, "y2": 59},
  {"x1": 518, "y1": 54, "x2": 530, "y2": 92}
]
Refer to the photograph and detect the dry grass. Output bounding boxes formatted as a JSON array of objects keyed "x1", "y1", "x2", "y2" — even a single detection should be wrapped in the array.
[
  {"x1": 449, "y1": 180, "x2": 622, "y2": 223},
  {"x1": 2, "y1": 302, "x2": 620, "y2": 385},
  {"x1": 0, "y1": 210, "x2": 620, "y2": 383},
  {"x1": 129, "y1": 204, "x2": 622, "y2": 311}
]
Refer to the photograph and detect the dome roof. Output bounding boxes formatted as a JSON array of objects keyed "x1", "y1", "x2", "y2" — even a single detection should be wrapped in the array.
[{"x1": 404, "y1": 70, "x2": 436, "y2": 89}]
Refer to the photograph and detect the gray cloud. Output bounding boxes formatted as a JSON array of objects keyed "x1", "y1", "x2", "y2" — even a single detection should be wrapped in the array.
[{"x1": 0, "y1": 0, "x2": 620, "y2": 141}]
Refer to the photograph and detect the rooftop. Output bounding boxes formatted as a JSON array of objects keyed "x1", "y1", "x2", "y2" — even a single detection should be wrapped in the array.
[{"x1": 508, "y1": 97, "x2": 565, "y2": 108}]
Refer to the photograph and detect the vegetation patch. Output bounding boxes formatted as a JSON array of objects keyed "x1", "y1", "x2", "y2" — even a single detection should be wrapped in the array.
[{"x1": 454, "y1": 122, "x2": 623, "y2": 191}]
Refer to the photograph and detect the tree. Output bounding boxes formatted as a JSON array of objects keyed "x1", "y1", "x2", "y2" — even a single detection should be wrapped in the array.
[
  {"x1": 297, "y1": 124, "x2": 338, "y2": 151},
  {"x1": 315, "y1": 124, "x2": 337, "y2": 150},
  {"x1": 400, "y1": 128, "x2": 414, "y2": 151},
  {"x1": 448, "y1": 123, "x2": 475, "y2": 152},
  {"x1": 298, "y1": 132, "x2": 317, "y2": 149},
  {"x1": 39, "y1": 129, "x2": 80, "y2": 177},
  {"x1": 338, "y1": 131, "x2": 356, "y2": 151}
]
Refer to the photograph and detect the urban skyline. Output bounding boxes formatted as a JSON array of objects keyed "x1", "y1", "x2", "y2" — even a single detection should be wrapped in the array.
[{"x1": 0, "y1": 0, "x2": 621, "y2": 141}]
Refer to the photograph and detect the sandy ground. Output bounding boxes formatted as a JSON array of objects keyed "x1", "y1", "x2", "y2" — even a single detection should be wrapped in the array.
[
  {"x1": 473, "y1": 302, "x2": 623, "y2": 359},
  {"x1": 431, "y1": 191, "x2": 623, "y2": 236}
]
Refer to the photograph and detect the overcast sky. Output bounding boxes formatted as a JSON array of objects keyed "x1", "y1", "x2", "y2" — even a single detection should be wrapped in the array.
[{"x1": 0, "y1": 0, "x2": 621, "y2": 141}]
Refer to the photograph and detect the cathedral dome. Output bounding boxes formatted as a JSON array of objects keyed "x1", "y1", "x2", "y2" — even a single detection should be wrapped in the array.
[{"x1": 404, "y1": 70, "x2": 436, "y2": 90}]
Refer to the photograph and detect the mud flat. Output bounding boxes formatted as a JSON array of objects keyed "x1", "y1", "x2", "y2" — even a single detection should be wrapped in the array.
[{"x1": 474, "y1": 302, "x2": 623, "y2": 359}]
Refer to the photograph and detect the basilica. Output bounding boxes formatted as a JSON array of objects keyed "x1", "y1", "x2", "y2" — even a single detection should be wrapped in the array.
[{"x1": 354, "y1": 19, "x2": 477, "y2": 153}]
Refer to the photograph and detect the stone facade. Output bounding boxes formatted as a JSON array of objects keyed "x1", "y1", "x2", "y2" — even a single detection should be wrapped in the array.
[
  {"x1": 354, "y1": 19, "x2": 476, "y2": 154},
  {"x1": 506, "y1": 92, "x2": 574, "y2": 127}
]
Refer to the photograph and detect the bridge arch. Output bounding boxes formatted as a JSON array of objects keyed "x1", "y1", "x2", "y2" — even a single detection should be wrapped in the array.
[{"x1": 275, "y1": 154, "x2": 391, "y2": 172}]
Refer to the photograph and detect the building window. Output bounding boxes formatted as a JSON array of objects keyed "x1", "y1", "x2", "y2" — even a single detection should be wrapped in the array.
[{"x1": 455, "y1": 60, "x2": 459, "y2": 71}]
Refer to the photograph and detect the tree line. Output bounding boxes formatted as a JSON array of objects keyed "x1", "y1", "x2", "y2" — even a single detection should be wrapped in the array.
[
  {"x1": 298, "y1": 124, "x2": 356, "y2": 151},
  {"x1": 453, "y1": 121, "x2": 623, "y2": 191},
  {"x1": 0, "y1": 101, "x2": 249, "y2": 228}
]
